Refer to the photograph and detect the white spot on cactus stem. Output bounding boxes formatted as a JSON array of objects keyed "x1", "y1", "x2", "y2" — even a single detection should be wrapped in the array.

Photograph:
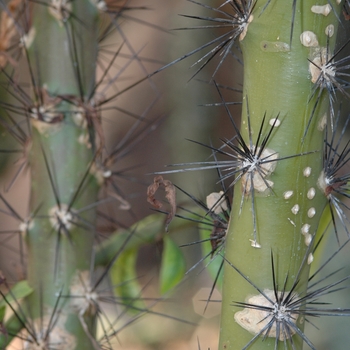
[
  {"x1": 311, "y1": 4, "x2": 332, "y2": 16},
  {"x1": 283, "y1": 190, "x2": 294, "y2": 200},
  {"x1": 301, "y1": 224, "x2": 310, "y2": 235},
  {"x1": 300, "y1": 31, "x2": 319, "y2": 47},
  {"x1": 20, "y1": 28, "x2": 36, "y2": 49},
  {"x1": 307, "y1": 187, "x2": 316, "y2": 199},
  {"x1": 234, "y1": 289, "x2": 299, "y2": 341},
  {"x1": 269, "y1": 118, "x2": 281, "y2": 127},
  {"x1": 90, "y1": 0, "x2": 107, "y2": 11},
  {"x1": 30, "y1": 106, "x2": 57, "y2": 123},
  {"x1": 288, "y1": 218, "x2": 296, "y2": 227},
  {"x1": 103, "y1": 169, "x2": 112, "y2": 178},
  {"x1": 303, "y1": 167, "x2": 312, "y2": 177},
  {"x1": 78, "y1": 133, "x2": 92, "y2": 148},
  {"x1": 308, "y1": 253, "x2": 314, "y2": 265},
  {"x1": 97, "y1": 0, "x2": 107, "y2": 11},
  {"x1": 72, "y1": 107, "x2": 87, "y2": 128},
  {"x1": 305, "y1": 233, "x2": 313, "y2": 246},
  {"x1": 325, "y1": 24, "x2": 335, "y2": 37},
  {"x1": 91, "y1": 162, "x2": 108, "y2": 185},
  {"x1": 318, "y1": 113, "x2": 327, "y2": 131},
  {"x1": 249, "y1": 239, "x2": 261, "y2": 248},
  {"x1": 19, "y1": 219, "x2": 34, "y2": 234},
  {"x1": 308, "y1": 207, "x2": 316, "y2": 218},
  {"x1": 291, "y1": 204, "x2": 300, "y2": 215},
  {"x1": 206, "y1": 191, "x2": 228, "y2": 214},
  {"x1": 90, "y1": 163, "x2": 131, "y2": 210}
]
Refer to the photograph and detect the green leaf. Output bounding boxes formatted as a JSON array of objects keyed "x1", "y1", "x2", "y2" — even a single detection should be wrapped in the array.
[
  {"x1": 110, "y1": 249, "x2": 145, "y2": 314},
  {"x1": 0, "y1": 280, "x2": 33, "y2": 309},
  {"x1": 160, "y1": 236, "x2": 186, "y2": 295},
  {"x1": 0, "y1": 281, "x2": 33, "y2": 347},
  {"x1": 95, "y1": 212, "x2": 200, "y2": 267}
]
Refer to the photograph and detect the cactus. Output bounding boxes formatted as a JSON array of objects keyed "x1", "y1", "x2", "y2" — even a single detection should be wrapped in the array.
[
  {"x1": 1, "y1": 0, "x2": 350, "y2": 349},
  {"x1": 217, "y1": 1, "x2": 347, "y2": 349}
]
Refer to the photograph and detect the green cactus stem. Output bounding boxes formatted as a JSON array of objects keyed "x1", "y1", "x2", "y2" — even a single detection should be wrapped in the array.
[
  {"x1": 22, "y1": 1, "x2": 101, "y2": 348},
  {"x1": 219, "y1": 1, "x2": 343, "y2": 349}
]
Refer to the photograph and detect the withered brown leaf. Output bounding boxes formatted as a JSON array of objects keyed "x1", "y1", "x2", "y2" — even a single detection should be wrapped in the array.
[{"x1": 147, "y1": 175, "x2": 176, "y2": 232}]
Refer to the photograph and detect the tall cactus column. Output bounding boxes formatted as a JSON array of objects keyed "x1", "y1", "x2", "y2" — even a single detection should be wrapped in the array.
[
  {"x1": 219, "y1": 1, "x2": 341, "y2": 349},
  {"x1": 24, "y1": 2, "x2": 101, "y2": 348}
]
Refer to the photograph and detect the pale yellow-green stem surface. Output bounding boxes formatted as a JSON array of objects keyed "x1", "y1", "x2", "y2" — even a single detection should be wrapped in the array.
[{"x1": 219, "y1": 1, "x2": 342, "y2": 349}]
